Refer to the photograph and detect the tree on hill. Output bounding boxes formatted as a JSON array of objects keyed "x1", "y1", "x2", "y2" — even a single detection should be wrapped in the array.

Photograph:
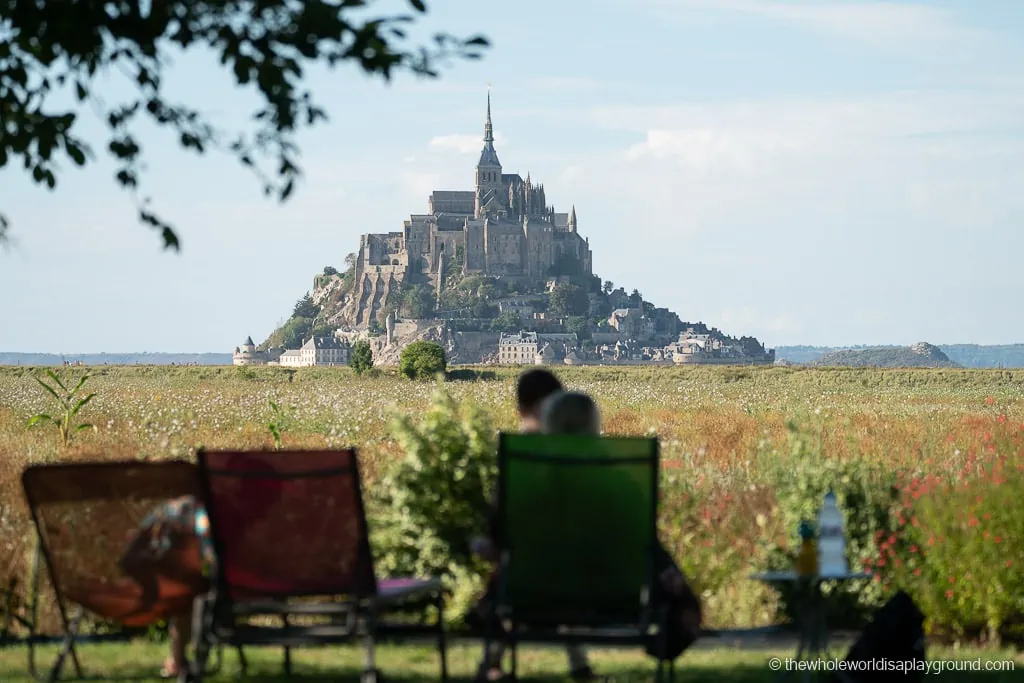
[
  {"x1": 0, "y1": 1, "x2": 488, "y2": 250},
  {"x1": 490, "y1": 311, "x2": 521, "y2": 334},
  {"x1": 293, "y1": 293, "x2": 318, "y2": 319},
  {"x1": 549, "y1": 283, "x2": 589, "y2": 318},
  {"x1": 565, "y1": 316, "x2": 591, "y2": 341},
  {"x1": 401, "y1": 284, "x2": 436, "y2": 319},
  {"x1": 350, "y1": 341, "x2": 373, "y2": 375},
  {"x1": 400, "y1": 341, "x2": 446, "y2": 380}
]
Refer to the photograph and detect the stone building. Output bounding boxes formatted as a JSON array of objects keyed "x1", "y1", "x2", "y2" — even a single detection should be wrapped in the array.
[
  {"x1": 278, "y1": 336, "x2": 351, "y2": 367},
  {"x1": 233, "y1": 336, "x2": 283, "y2": 366},
  {"x1": 349, "y1": 92, "x2": 593, "y2": 326},
  {"x1": 498, "y1": 331, "x2": 579, "y2": 365}
]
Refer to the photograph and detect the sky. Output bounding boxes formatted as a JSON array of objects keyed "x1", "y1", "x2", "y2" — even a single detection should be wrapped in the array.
[{"x1": 2, "y1": 0, "x2": 1024, "y2": 353}]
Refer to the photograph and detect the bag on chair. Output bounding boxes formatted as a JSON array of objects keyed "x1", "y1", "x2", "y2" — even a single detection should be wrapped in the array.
[{"x1": 832, "y1": 590, "x2": 926, "y2": 682}]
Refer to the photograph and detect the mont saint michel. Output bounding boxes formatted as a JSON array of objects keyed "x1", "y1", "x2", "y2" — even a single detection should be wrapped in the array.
[{"x1": 241, "y1": 95, "x2": 775, "y2": 368}]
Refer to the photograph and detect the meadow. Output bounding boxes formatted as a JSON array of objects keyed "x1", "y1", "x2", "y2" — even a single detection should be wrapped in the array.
[{"x1": 1, "y1": 364, "x2": 1022, "y2": 647}]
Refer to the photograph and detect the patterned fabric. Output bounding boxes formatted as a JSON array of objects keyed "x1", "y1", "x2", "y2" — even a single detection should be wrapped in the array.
[{"x1": 136, "y1": 495, "x2": 216, "y2": 576}]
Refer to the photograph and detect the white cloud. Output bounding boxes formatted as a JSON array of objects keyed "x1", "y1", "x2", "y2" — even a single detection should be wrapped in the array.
[
  {"x1": 428, "y1": 131, "x2": 508, "y2": 154},
  {"x1": 641, "y1": 0, "x2": 979, "y2": 53}
]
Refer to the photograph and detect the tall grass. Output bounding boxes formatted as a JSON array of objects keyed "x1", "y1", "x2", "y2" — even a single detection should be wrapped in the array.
[{"x1": 0, "y1": 365, "x2": 1021, "y2": 637}]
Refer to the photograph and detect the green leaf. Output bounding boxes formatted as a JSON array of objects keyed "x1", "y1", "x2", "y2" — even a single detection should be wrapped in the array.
[
  {"x1": 69, "y1": 393, "x2": 95, "y2": 418},
  {"x1": 74, "y1": 423, "x2": 94, "y2": 433},
  {"x1": 34, "y1": 376, "x2": 61, "y2": 402},
  {"x1": 26, "y1": 414, "x2": 54, "y2": 428}
]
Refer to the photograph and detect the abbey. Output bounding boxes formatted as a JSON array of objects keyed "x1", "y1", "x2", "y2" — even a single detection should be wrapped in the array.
[{"x1": 350, "y1": 93, "x2": 593, "y2": 326}]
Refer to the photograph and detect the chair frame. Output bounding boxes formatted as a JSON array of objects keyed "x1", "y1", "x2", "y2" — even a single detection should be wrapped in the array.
[
  {"x1": 188, "y1": 448, "x2": 448, "y2": 683},
  {"x1": 486, "y1": 433, "x2": 677, "y2": 683},
  {"x1": 20, "y1": 460, "x2": 226, "y2": 682}
]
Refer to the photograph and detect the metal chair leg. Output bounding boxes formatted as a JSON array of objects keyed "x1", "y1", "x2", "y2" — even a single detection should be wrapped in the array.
[{"x1": 436, "y1": 595, "x2": 448, "y2": 682}]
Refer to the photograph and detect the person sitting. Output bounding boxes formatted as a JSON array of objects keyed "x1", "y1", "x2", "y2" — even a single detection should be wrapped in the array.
[
  {"x1": 118, "y1": 454, "x2": 283, "y2": 679},
  {"x1": 472, "y1": 370, "x2": 597, "y2": 682},
  {"x1": 538, "y1": 391, "x2": 703, "y2": 662},
  {"x1": 473, "y1": 390, "x2": 702, "y2": 680}
]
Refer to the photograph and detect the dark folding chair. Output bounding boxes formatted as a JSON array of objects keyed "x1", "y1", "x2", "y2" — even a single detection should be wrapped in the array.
[
  {"x1": 189, "y1": 449, "x2": 448, "y2": 683},
  {"x1": 486, "y1": 433, "x2": 679, "y2": 683},
  {"x1": 20, "y1": 460, "x2": 226, "y2": 682}
]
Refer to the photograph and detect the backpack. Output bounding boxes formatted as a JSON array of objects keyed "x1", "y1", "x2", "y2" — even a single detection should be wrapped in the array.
[{"x1": 833, "y1": 590, "x2": 926, "y2": 682}]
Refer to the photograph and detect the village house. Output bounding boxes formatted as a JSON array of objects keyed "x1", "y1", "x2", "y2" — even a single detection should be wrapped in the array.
[
  {"x1": 278, "y1": 336, "x2": 351, "y2": 367},
  {"x1": 608, "y1": 308, "x2": 656, "y2": 342}
]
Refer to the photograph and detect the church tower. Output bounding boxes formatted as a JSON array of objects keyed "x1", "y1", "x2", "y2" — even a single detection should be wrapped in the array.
[{"x1": 475, "y1": 89, "x2": 503, "y2": 218}]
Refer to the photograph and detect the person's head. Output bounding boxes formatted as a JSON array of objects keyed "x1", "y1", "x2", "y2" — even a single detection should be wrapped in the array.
[
  {"x1": 539, "y1": 391, "x2": 601, "y2": 436},
  {"x1": 515, "y1": 369, "x2": 563, "y2": 432}
]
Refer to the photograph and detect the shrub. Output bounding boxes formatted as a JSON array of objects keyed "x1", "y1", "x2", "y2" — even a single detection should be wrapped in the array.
[
  {"x1": 879, "y1": 453, "x2": 1024, "y2": 644},
  {"x1": 399, "y1": 341, "x2": 446, "y2": 380},
  {"x1": 371, "y1": 384, "x2": 497, "y2": 623},
  {"x1": 350, "y1": 341, "x2": 373, "y2": 375},
  {"x1": 761, "y1": 420, "x2": 899, "y2": 628}
]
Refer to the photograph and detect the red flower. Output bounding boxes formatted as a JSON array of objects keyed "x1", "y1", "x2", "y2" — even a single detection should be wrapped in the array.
[
  {"x1": 997, "y1": 414, "x2": 1007, "y2": 424},
  {"x1": 968, "y1": 517, "x2": 979, "y2": 527},
  {"x1": 985, "y1": 397, "x2": 995, "y2": 406},
  {"x1": 946, "y1": 590, "x2": 954, "y2": 599},
  {"x1": 994, "y1": 536, "x2": 1003, "y2": 544},
  {"x1": 983, "y1": 512, "x2": 992, "y2": 520},
  {"x1": 909, "y1": 545, "x2": 918, "y2": 553},
  {"x1": 948, "y1": 576, "x2": 956, "y2": 584},
  {"x1": 1006, "y1": 560, "x2": 1014, "y2": 569},
  {"x1": 913, "y1": 568, "x2": 922, "y2": 576}
]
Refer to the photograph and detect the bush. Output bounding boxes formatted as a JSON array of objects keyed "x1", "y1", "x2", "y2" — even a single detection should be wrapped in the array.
[
  {"x1": 761, "y1": 421, "x2": 899, "y2": 628},
  {"x1": 878, "y1": 451, "x2": 1024, "y2": 644},
  {"x1": 350, "y1": 341, "x2": 373, "y2": 375},
  {"x1": 399, "y1": 341, "x2": 446, "y2": 380},
  {"x1": 371, "y1": 384, "x2": 497, "y2": 623}
]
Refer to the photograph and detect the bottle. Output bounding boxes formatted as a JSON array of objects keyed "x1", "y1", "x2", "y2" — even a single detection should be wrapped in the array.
[
  {"x1": 817, "y1": 491, "x2": 848, "y2": 577},
  {"x1": 796, "y1": 520, "x2": 818, "y2": 577}
]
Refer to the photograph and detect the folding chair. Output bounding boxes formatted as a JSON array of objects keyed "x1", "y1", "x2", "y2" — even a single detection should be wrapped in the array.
[
  {"x1": 21, "y1": 460, "x2": 226, "y2": 681},
  {"x1": 189, "y1": 449, "x2": 448, "y2": 683},
  {"x1": 486, "y1": 433, "x2": 679, "y2": 683}
]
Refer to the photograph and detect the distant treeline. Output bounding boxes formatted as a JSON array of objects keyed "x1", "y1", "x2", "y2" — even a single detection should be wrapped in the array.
[
  {"x1": 776, "y1": 344, "x2": 1024, "y2": 368},
  {"x1": 0, "y1": 353, "x2": 233, "y2": 366}
]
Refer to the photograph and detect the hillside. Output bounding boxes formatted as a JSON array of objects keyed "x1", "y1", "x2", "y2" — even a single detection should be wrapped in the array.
[{"x1": 812, "y1": 343, "x2": 959, "y2": 368}]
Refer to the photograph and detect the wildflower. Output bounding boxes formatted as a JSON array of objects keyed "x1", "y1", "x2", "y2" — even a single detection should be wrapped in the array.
[
  {"x1": 945, "y1": 590, "x2": 954, "y2": 600},
  {"x1": 913, "y1": 568, "x2": 922, "y2": 576},
  {"x1": 948, "y1": 576, "x2": 955, "y2": 584},
  {"x1": 985, "y1": 397, "x2": 995, "y2": 406},
  {"x1": 1006, "y1": 560, "x2": 1014, "y2": 569},
  {"x1": 994, "y1": 535, "x2": 1002, "y2": 544},
  {"x1": 997, "y1": 414, "x2": 1007, "y2": 424},
  {"x1": 909, "y1": 545, "x2": 918, "y2": 553}
]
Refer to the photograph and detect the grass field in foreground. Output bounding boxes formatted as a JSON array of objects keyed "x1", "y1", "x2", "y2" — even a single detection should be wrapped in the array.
[
  {"x1": 1, "y1": 364, "x2": 1022, "y2": 637},
  {"x1": 1, "y1": 642, "x2": 1022, "y2": 682}
]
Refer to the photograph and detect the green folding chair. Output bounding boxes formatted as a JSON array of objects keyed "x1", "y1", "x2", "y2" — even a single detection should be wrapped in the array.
[{"x1": 488, "y1": 432, "x2": 677, "y2": 682}]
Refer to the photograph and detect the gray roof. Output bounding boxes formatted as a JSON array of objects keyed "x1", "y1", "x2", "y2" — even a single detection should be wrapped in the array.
[
  {"x1": 301, "y1": 336, "x2": 347, "y2": 350},
  {"x1": 431, "y1": 190, "x2": 474, "y2": 200},
  {"x1": 243, "y1": 336, "x2": 255, "y2": 346},
  {"x1": 478, "y1": 141, "x2": 501, "y2": 167},
  {"x1": 499, "y1": 331, "x2": 538, "y2": 345}
]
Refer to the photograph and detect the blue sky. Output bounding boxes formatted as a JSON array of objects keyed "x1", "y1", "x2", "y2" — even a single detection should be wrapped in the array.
[{"x1": 2, "y1": 0, "x2": 1024, "y2": 353}]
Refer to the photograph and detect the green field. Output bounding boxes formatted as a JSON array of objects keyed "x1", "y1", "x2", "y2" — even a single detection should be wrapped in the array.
[{"x1": 1, "y1": 364, "x2": 1022, "y2": 653}]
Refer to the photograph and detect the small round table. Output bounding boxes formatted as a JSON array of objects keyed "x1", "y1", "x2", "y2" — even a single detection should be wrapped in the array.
[{"x1": 750, "y1": 570, "x2": 872, "y2": 681}]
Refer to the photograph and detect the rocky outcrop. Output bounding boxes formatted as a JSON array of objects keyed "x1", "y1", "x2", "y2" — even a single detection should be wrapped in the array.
[{"x1": 814, "y1": 342, "x2": 958, "y2": 368}]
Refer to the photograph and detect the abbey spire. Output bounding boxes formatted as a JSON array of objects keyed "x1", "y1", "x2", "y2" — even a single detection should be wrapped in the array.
[
  {"x1": 475, "y1": 87, "x2": 503, "y2": 217},
  {"x1": 478, "y1": 88, "x2": 501, "y2": 167}
]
